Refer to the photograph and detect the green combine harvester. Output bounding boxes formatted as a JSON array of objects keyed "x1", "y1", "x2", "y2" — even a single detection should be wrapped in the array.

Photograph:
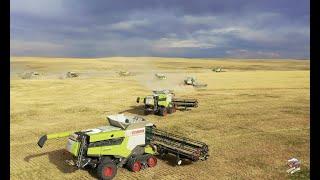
[
  {"x1": 184, "y1": 77, "x2": 207, "y2": 88},
  {"x1": 136, "y1": 90, "x2": 198, "y2": 116},
  {"x1": 118, "y1": 71, "x2": 132, "y2": 76},
  {"x1": 154, "y1": 73, "x2": 167, "y2": 80},
  {"x1": 37, "y1": 114, "x2": 209, "y2": 180},
  {"x1": 212, "y1": 66, "x2": 225, "y2": 72}
]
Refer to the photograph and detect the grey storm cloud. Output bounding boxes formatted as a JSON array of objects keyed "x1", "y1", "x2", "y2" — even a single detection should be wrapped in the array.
[{"x1": 10, "y1": 0, "x2": 309, "y2": 58}]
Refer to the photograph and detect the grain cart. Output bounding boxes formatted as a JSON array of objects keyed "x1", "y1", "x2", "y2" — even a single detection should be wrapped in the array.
[
  {"x1": 37, "y1": 114, "x2": 209, "y2": 180},
  {"x1": 136, "y1": 90, "x2": 198, "y2": 116}
]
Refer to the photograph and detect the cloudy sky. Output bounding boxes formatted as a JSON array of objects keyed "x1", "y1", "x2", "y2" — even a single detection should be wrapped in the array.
[{"x1": 10, "y1": 0, "x2": 310, "y2": 59}]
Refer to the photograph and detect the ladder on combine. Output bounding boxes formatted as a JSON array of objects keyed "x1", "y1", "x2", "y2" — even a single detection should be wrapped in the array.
[
  {"x1": 146, "y1": 127, "x2": 209, "y2": 165},
  {"x1": 76, "y1": 134, "x2": 88, "y2": 168}
]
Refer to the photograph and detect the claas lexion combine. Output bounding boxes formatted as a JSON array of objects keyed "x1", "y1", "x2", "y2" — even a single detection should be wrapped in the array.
[
  {"x1": 136, "y1": 90, "x2": 198, "y2": 116},
  {"x1": 37, "y1": 114, "x2": 209, "y2": 180},
  {"x1": 154, "y1": 73, "x2": 167, "y2": 80}
]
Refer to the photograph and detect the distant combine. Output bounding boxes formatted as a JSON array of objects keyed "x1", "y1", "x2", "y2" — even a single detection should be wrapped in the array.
[
  {"x1": 118, "y1": 71, "x2": 133, "y2": 76},
  {"x1": 184, "y1": 77, "x2": 207, "y2": 88},
  {"x1": 20, "y1": 71, "x2": 41, "y2": 79},
  {"x1": 136, "y1": 90, "x2": 198, "y2": 116},
  {"x1": 212, "y1": 67, "x2": 225, "y2": 72},
  {"x1": 154, "y1": 73, "x2": 167, "y2": 80},
  {"x1": 66, "y1": 72, "x2": 79, "y2": 78}
]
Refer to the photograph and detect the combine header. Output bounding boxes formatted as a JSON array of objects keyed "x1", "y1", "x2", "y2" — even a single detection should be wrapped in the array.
[
  {"x1": 37, "y1": 114, "x2": 209, "y2": 180},
  {"x1": 172, "y1": 98, "x2": 199, "y2": 109},
  {"x1": 146, "y1": 127, "x2": 209, "y2": 164},
  {"x1": 136, "y1": 90, "x2": 198, "y2": 116}
]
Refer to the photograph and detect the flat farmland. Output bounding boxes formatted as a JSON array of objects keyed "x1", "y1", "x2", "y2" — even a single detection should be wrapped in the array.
[{"x1": 10, "y1": 57, "x2": 310, "y2": 179}]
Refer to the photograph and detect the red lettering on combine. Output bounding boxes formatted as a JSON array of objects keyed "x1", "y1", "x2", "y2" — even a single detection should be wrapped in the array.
[{"x1": 131, "y1": 129, "x2": 145, "y2": 135}]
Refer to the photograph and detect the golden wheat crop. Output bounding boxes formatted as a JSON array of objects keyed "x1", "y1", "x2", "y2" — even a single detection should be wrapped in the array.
[{"x1": 10, "y1": 57, "x2": 309, "y2": 179}]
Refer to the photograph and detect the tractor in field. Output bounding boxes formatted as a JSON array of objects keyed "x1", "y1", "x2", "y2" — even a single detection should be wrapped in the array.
[
  {"x1": 37, "y1": 114, "x2": 209, "y2": 180},
  {"x1": 184, "y1": 77, "x2": 207, "y2": 88},
  {"x1": 136, "y1": 90, "x2": 198, "y2": 116},
  {"x1": 155, "y1": 73, "x2": 166, "y2": 80}
]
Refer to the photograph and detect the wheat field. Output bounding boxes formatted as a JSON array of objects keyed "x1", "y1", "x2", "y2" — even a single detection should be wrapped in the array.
[{"x1": 10, "y1": 57, "x2": 310, "y2": 179}]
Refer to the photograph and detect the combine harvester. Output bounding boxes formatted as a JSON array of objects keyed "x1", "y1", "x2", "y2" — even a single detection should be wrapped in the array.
[
  {"x1": 184, "y1": 77, "x2": 207, "y2": 88},
  {"x1": 66, "y1": 71, "x2": 79, "y2": 78},
  {"x1": 118, "y1": 71, "x2": 133, "y2": 76},
  {"x1": 37, "y1": 114, "x2": 209, "y2": 180},
  {"x1": 154, "y1": 73, "x2": 167, "y2": 80},
  {"x1": 212, "y1": 66, "x2": 226, "y2": 72},
  {"x1": 136, "y1": 90, "x2": 198, "y2": 116}
]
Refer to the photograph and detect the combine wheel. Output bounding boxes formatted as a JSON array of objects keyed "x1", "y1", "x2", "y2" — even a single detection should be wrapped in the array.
[
  {"x1": 147, "y1": 155, "x2": 157, "y2": 167},
  {"x1": 172, "y1": 105, "x2": 176, "y2": 113},
  {"x1": 160, "y1": 107, "x2": 167, "y2": 116},
  {"x1": 168, "y1": 106, "x2": 176, "y2": 114},
  {"x1": 144, "y1": 110, "x2": 150, "y2": 115},
  {"x1": 143, "y1": 155, "x2": 157, "y2": 168},
  {"x1": 127, "y1": 158, "x2": 142, "y2": 172},
  {"x1": 97, "y1": 159, "x2": 117, "y2": 180}
]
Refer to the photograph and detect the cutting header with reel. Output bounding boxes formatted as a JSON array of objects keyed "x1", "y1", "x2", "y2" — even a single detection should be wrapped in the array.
[
  {"x1": 136, "y1": 90, "x2": 198, "y2": 116},
  {"x1": 37, "y1": 114, "x2": 209, "y2": 180}
]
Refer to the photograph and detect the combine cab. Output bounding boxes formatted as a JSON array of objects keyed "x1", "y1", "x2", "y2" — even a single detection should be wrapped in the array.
[
  {"x1": 136, "y1": 90, "x2": 198, "y2": 116},
  {"x1": 37, "y1": 114, "x2": 209, "y2": 179},
  {"x1": 184, "y1": 77, "x2": 196, "y2": 85}
]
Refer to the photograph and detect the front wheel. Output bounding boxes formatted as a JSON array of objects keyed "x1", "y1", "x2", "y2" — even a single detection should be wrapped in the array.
[
  {"x1": 127, "y1": 158, "x2": 142, "y2": 172},
  {"x1": 97, "y1": 160, "x2": 117, "y2": 180},
  {"x1": 168, "y1": 106, "x2": 176, "y2": 114},
  {"x1": 159, "y1": 107, "x2": 167, "y2": 116},
  {"x1": 144, "y1": 110, "x2": 151, "y2": 115},
  {"x1": 146, "y1": 155, "x2": 157, "y2": 167}
]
